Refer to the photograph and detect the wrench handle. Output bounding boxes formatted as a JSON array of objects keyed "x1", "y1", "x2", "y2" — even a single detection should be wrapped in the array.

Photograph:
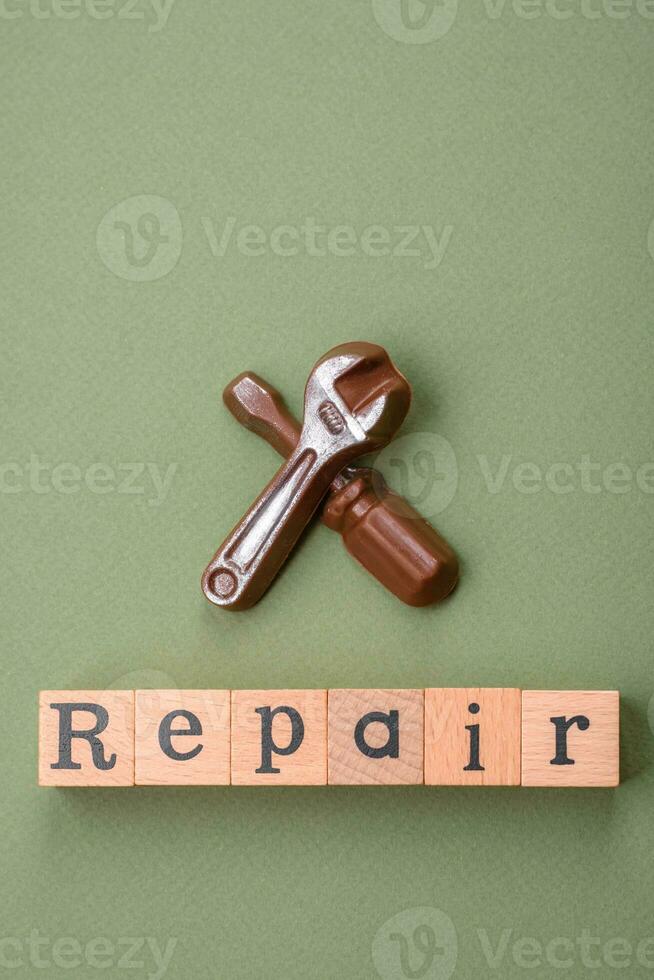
[{"x1": 201, "y1": 445, "x2": 334, "y2": 610}]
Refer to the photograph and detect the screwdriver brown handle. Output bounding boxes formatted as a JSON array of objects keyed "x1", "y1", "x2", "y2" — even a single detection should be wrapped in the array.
[
  {"x1": 321, "y1": 469, "x2": 459, "y2": 606},
  {"x1": 223, "y1": 374, "x2": 459, "y2": 606}
]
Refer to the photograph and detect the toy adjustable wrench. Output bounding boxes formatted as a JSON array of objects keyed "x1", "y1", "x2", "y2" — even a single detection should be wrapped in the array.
[{"x1": 201, "y1": 342, "x2": 411, "y2": 610}]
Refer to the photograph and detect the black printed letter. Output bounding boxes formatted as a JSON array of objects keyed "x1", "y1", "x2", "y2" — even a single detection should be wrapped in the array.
[
  {"x1": 158, "y1": 710, "x2": 203, "y2": 762},
  {"x1": 255, "y1": 705, "x2": 304, "y2": 774},
  {"x1": 463, "y1": 702, "x2": 485, "y2": 772},
  {"x1": 550, "y1": 715, "x2": 590, "y2": 765},
  {"x1": 49, "y1": 702, "x2": 116, "y2": 770},
  {"x1": 354, "y1": 710, "x2": 399, "y2": 759}
]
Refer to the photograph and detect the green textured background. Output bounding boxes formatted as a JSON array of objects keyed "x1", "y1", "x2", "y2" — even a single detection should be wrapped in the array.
[{"x1": 2, "y1": 1, "x2": 653, "y2": 977}]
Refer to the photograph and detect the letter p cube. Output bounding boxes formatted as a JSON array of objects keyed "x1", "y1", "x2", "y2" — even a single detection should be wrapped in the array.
[{"x1": 231, "y1": 690, "x2": 327, "y2": 785}]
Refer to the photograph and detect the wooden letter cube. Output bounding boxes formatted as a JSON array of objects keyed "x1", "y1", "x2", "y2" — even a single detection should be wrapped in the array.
[
  {"x1": 521, "y1": 690, "x2": 620, "y2": 787},
  {"x1": 39, "y1": 690, "x2": 134, "y2": 787},
  {"x1": 231, "y1": 690, "x2": 327, "y2": 785},
  {"x1": 425, "y1": 688, "x2": 521, "y2": 785},
  {"x1": 328, "y1": 689, "x2": 424, "y2": 785},
  {"x1": 135, "y1": 690, "x2": 230, "y2": 786}
]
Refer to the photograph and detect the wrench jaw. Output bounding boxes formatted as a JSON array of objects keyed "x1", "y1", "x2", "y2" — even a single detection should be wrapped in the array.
[
  {"x1": 303, "y1": 342, "x2": 412, "y2": 460},
  {"x1": 353, "y1": 379, "x2": 411, "y2": 451}
]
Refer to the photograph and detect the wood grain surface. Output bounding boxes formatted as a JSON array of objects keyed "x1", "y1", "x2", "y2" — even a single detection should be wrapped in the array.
[
  {"x1": 135, "y1": 690, "x2": 230, "y2": 785},
  {"x1": 39, "y1": 690, "x2": 134, "y2": 787},
  {"x1": 424, "y1": 688, "x2": 521, "y2": 786},
  {"x1": 521, "y1": 690, "x2": 620, "y2": 787}
]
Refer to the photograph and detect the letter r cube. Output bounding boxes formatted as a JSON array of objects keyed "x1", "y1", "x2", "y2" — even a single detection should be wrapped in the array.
[
  {"x1": 38, "y1": 691, "x2": 134, "y2": 786},
  {"x1": 521, "y1": 691, "x2": 619, "y2": 787}
]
